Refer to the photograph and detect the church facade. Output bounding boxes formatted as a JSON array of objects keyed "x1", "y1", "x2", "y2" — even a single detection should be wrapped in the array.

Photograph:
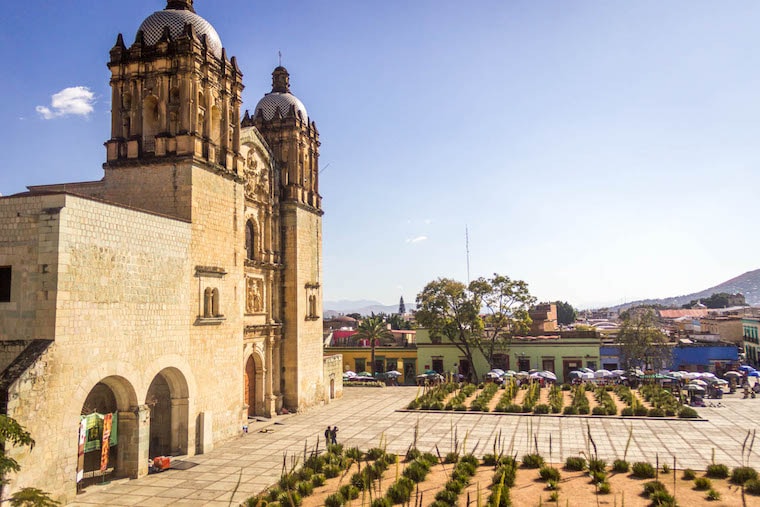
[{"x1": 0, "y1": 0, "x2": 339, "y2": 501}]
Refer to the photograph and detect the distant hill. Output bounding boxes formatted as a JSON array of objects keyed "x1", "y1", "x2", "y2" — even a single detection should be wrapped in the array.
[
  {"x1": 324, "y1": 299, "x2": 415, "y2": 318},
  {"x1": 610, "y1": 268, "x2": 760, "y2": 311}
]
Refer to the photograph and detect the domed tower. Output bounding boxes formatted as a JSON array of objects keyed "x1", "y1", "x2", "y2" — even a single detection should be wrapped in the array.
[
  {"x1": 103, "y1": 0, "x2": 244, "y2": 217},
  {"x1": 243, "y1": 67, "x2": 324, "y2": 409}
]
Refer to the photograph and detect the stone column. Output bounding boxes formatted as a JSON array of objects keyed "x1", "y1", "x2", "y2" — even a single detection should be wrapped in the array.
[
  {"x1": 266, "y1": 335, "x2": 277, "y2": 416},
  {"x1": 117, "y1": 405, "x2": 151, "y2": 479},
  {"x1": 170, "y1": 397, "x2": 189, "y2": 455}
]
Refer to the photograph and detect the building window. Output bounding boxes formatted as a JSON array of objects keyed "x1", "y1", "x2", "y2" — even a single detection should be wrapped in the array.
[
  {"x1": 0, "y1": 266, "x2": 10, "y2": 302},
  {"x1": 492, "y1": 353, "x2": 509, "y2": 370},
  {"x1": 354, "y1": 358, "x2": 366, "y2": 373},
  {"x1": 245, "y1": 221, "x2": 256, "y2": 261},
  {"x1": 203, "y1": 287, "x2": 221, "y2": 318}
]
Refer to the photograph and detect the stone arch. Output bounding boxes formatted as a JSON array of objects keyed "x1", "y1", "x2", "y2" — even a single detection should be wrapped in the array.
[
  {"x1": 142, "y1": 94, "x2": 160, "y2": 146},
  {"x1": 244, "y1": 350, "x2": 265, "y2": 417},
  {"x1": 76, "y1": 373, "x2": 140, "y2": 488},
  {"x1": 145, "y1": 366, "x2": 190, "y2": 457}
]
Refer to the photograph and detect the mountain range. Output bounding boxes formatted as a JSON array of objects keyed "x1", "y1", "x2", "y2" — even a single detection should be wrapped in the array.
[
  {"x1": 325, "y1": 268, "x2": 760, "y2": 317},
  {"x1": 608, "y1": 268, "x2": 760, "y2": 311}
]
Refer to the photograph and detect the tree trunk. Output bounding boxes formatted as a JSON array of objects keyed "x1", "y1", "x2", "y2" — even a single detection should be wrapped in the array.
[{"x1": 371, "y1": 339, "x2": 376, "y2": 376}]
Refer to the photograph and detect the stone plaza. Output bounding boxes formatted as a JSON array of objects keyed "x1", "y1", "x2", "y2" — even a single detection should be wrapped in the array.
[{"x1": 71, "y1": 386, "x2": 760, "y2": 506}]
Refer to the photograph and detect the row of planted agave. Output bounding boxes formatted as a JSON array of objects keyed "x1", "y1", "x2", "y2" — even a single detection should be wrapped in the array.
[
  {"x1": 244, "y1": 423, "x2": 760, "y2": 507},
  {"x1": 407, "y1": 381, "x2": 700, "y2": 419}
]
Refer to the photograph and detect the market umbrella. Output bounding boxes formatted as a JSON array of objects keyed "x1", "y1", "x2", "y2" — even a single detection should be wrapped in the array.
[
  {"x1": 699, "y1": 372, "x2": 716, "y2": 379},
  {"x1": 739, "y1": 365, "x2": 756, "y2": 373},
  {"x1": 344, "y1": 371, "x2": 357, "y2": 377},
  {"x1": 611, "y1": 370, "x2": 626, "y2": 377},
  {"x1": 485, "y1": 371, "x2": 502, "y2": 379},
  {"x1": 386, "y1": 370, "x2": 402, "y2": 377},
  {"x1": 712, "y1": 379, "x2": 728, "y2": 385},
  {"x1": 689, "y1": 379, "x2": 708, "y2": 387},
  {"x1": 687, "y1": 384, "x2": 706, "y2": 392},
  {"x1": 749, "y1": 371, "x2": 760, "y2": 378},
  {"x1": 724, "y1": 371, "x2": 741, "y2": 378},
  {"x1": 516, "y1": 371, "x2": 529, "y2": 378},
  {"x1": 539, "y1": 371, "x2": 557, "y2": 381},
  {"x1": 357, "y1": 371, "x2": 373, "y2": 377},
  {"x1": 594, "y1": 369, "x2": 613, "y2": 378},
  {"x1": 506, "y1": 370, "x2": 517, "y2": 376},
  {"x1": 529, "y1": 372, "x2": 542, "y2": 379},
  {"x1": 490, "y1": 369, "x2": 505, "y2": 376}
]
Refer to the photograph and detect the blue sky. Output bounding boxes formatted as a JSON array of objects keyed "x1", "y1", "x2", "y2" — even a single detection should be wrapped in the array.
[{"x1": 2, "y1": 1, "x2": 759, "y2": 309}]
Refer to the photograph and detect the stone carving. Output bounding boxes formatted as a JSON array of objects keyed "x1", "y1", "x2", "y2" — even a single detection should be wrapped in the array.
[
  {"x1": 246, "y1": 277, "x2": 264, "y2": 313},
  {"x1": 244, "y1": 149, "x2": 270, "y2": 198}
]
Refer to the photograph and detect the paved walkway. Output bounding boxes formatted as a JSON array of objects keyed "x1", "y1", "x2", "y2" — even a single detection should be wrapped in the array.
[{"x1": 72, "y1": 387, "x2": 760, "y2": 506}]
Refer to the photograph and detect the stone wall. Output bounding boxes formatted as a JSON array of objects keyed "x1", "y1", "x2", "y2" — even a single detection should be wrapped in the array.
[
  {"x1": 323, "y1": 354, "x2": 343, "y2": 402},
  {"x1": 2, "y1": 193, "x2": 192, "y2": 501}
]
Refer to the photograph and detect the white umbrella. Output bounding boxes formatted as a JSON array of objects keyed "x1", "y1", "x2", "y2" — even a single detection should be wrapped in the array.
[
  {"x1": 344, "y1": 371, "x2": 357, "y2": 377},
  {"x1": 712, "y1": 379, "x2": 728, "y2": 385},
  {"x1": 485, "y1": 372, "x2": 502, "y2": 379},
  {"x1": 581, "y1": 372, "x2": 595, "y2": 380},
  {"x1": 724, "y1": 371, "x2": 741, "y2": 378},
  {"x1": 386, "y1": 370, "x2": 402, "y2": 377},
  {"x1": 668, "y1": 371, "x2": 684, "y2": 378},
  {"x1": 529, "y1": 372, "x2": 542, "y2": 379},
  {"x1": 687, "y1": 384, "x2": 706, "y2": 392},
  {"x1": 699, "y1": 372, "x2": 716, "y2": 379},
  {"x1": 490, "y1": 369, "x2": 505, "y2": 375},
  {"x1": 611, "y1": 369, "x2": 626, "y2": 376},
  {"x1": 595, "y1": 369, "x2": 613, "y2": 378},
  {"x1": 539, "y1": 371, "x2": 557, "y2": 381},
  {"x1": 516, "y1": 371, "x2": 529, "y2": 378},
  {"x1": 506, "y1": 370, "x2": 517, "y2": 376},
  {"x1": 580, "y1": 367, "x2": 594, "y2": 374},
  {"x1": 689, "y1": 379, "x2": 708, "y2": 387},
  {"x1": 684, "y1": 372, "x2": 701, "y2": 380}
]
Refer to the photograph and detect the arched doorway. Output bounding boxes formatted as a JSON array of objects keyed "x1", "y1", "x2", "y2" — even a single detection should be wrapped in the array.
[
  {"x1": 79, "y1": 376, "x2": 138, "y2": 489},
  {"x1": 146, "y1": 368, "x2": 189, "y2": 458},
  {"x1": 244, "y1": 354, "x2": 264, "y2": 417}
]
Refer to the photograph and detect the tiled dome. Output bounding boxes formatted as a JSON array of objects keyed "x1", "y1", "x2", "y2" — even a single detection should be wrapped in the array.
[
  {"x1": 137, "y1": 9, "x2": 223, "y2": 59},
  {"x1": 254, "y1": 93, "x2": 309, "y2": 122}
]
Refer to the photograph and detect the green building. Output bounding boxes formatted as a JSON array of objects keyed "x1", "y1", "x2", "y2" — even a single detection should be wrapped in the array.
[{"x1": 416, "y1": 329, "x2": 601, "y2": 383}]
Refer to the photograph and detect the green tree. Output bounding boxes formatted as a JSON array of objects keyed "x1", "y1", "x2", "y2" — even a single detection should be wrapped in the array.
[
  {"x1": 0, "y1": 415, "x2": 59, "y2": 506},
  {"x1": 415, "y1": 273, "x2": 536, "y2": 382},
  {"x1": 354, "y1": 316, "x2": 393, "y2": 375},
  {"x1": 554, "y1": 301, "x2": 577, "y2": 326},
  {"x1": 617, "y1": 309, "x2": 671, "y2": 371}
]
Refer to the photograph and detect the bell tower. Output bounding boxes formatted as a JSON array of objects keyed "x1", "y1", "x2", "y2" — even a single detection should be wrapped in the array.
[
  {"x1": 104, "y1": 0, "x2": 244, "y2": 186},
  {"x1": 245, "y1": 67, "x2": 324, "y2": 409}
]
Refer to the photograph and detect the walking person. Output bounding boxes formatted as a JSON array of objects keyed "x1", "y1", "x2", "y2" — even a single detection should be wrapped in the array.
[
  {"x1": 331, "y1": 425, "x2": 338, "y2": 445},
  {"x1": 324, "y1": 426, "x2": 331, "y2": 444}
]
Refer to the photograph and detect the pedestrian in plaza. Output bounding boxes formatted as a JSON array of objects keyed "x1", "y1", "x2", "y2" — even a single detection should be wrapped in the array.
[
  {"x1": 331, "y1": 426, "x2": 338, "y2": 445},
  {"x1": 324, "y1": 426, "x2": 331, "y2": 443}
]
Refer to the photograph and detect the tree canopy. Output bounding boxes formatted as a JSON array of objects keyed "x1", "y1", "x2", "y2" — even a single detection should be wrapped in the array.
[
  {"x1": 554, "y1": 301, "x2": 577, "y2": 326},
  {"x1": 681, "y1": 292, "x2": 745, "y2": 309},
  {"x1": 617, "y1": 308, "x2": 671, "y2": 371},
  {"x1": 354, "y1": 316, "x2": 393, "y2": 375},
  {"x1": 415, "y1": 273, "x2": 536, "y2": 382}
]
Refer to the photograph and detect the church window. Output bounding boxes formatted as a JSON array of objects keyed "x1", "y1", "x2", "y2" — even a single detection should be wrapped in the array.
[
  {"x1": 143, "y1": 96, "x2": 160, "y2": 152},
  {"x1": 0, "y1": 266, "x2": 10, "y2": 302},
  {"x1": 308, "y1": 295, "x2": 317, "y2": 318},
  {"x1": 245, "y1": 221, "x2": 256, "y2": 261},
  {"x1": 203, "y1": 287, "x2": 221, "y2": 318}
]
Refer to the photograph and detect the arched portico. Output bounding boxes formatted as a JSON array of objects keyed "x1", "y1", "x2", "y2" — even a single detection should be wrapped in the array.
[
  {"x1": 79, "y1": 375, "x2": 139, "y2": 488},
  {"x1": 146, "y1": 367, "x2": 190, "y2": 457}
]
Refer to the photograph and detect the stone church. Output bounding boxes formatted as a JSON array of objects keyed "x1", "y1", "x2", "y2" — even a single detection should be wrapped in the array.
[{"x1": 0, "y1": 0, "x2": 340, "y2": 501}]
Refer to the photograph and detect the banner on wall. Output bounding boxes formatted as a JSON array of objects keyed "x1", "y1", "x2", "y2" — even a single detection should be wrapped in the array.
[
  {"x1": 100, "y1": 413, "x2": 113, "y2": 472},
  {"x1": 76, "y1": 418, "x2": 86, "y2": 483}
]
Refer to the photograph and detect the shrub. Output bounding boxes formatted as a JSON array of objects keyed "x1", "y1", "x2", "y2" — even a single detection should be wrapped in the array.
[
  {"x1": 549, "y1": 491, "x2": 560, "y2": 501},
  {"x1": 745, "y1": 479, "x2": 760, "y2": 495},
  {"x1": 297, "y1": 467, "x2": 314, "y2": 481},
  {"x1": 592, "y1": 406, "x2": 607, "y2": 415},
  {"x1": 533, "y1": 404, "x2": 550, "y2": 414},
  {"x1": 642, "y1": 480, "x2": 667, "y2": 497},
  {"x1": 621, "y1": 407, "x2": 634, "y2": 416},
  {"x1": 386, "y1": 480, "x2": 413, "y2": 504},
  {"x1": 402, "y1": 461, "x2": 429, "y2": 483},
  {"x1": 562, "y1": 405, "x2": 578, "y2": 415},
  {"x1": 706, "y1": 488, "x2": 720, "y2": 501},
  {"x1": 590, "y1": 470, "x2": 607, "y2": 484},
  {"x1": 649, "y1": 490, "x2": 677, "y2": 506},
  {"x1": 504, "y1": 403, "x2": 522, "y2": 413},
  {"x1": 405, "y1": 448, "x2": 421, "y2": 462},
  {"x1": 323, "y1": 464, "x2": 341, "y2": 479},
  {"x1": 277, "y1": 490, "x2": 302, "y2": 506},
  {"x1": 345, "y1": 447, "x2": 363, "y2": 460},
  {"x1": 455, "y1": 460, "x2": 477, "y2": 477},
  {"x1": 598, "y1": 481, "x2": 611, "y2": 494},
  {"x1": 588, "y1": 458, "x2": 607, "y2": 473},
  {"x1": 340, "y1": 485, "x2": 359, "y2": 500},
  {"x1": 578, "y1": 405, "x2": 590, "y2": 415},
  {"x1": 661, "y1": 464, "x2": 670, "y2": 474},
  {"x1": 731, "y1": 466, "x2": 758, "y2": 485},
  {"x1": 678, "y1": 406, "x2": 698, "y2": 418},
  {"x1": 492, "y1": 464, "x2": 517, "y2": 488},
  {"x1": 434, "y1": 489, "x2": 458, "y2": 504},
  {"x1": 370, "y1": 498, "x2": 391, "y2": 507},
  {"x1": 324, "y1": 493, "x2": 344, "y2": 507},
  {"x1": 445, "y1": 479, "x2": 465, "y2": 494},
  {"x1": 483, "y1": 454, "x2": 498, "y2": 466},
  {"x1": 546, "y1": 479, "x2": 559, "y2": 490},
  {"x1": 634, "y1": 406, "x2": 649, "y2": 416},
  {"x1": 444, "y1": 452, "x2": 459, "y2": 464},
  {"x1": 539, "y1": 466, "x2": 561, "y2": 482},
  {"x1": 521, "y1": 453, "x2": 544, "y2": 468},
  {"x1": 565, "y1": 456, "x2": 586, "y2": 471},
  {"x1": 266, "y1": 487, "x2": 282, "y2": 502},
  {"x1": 461, "y1": 454, "x2": 479, "y2": 468},
  {"x1": 648, "y1": 408, "x2": 665, "y2": 418},
  {"x1": 632, "y1": 462, "x2": 656, "y2": 479},
  {"x1": 421, "y1": 452, "x2": 438, "y2": 466},
  {"x1": 681, "y1": 469, "x2": 696, "y2": 480},
  {"x1": 488, "y1": 484, "x2": 511, "y2": 507},
  {"x1": 296, "y1": 481, "x2": 314, "y2": 497},
  {"x1": 706, "y1": 464, "x2": 729, "y2": 479},
  {"x1": 612, "y1": 459, "x2": 629, "y2": 473},
  {"x1": 279, "y1": 474, "x2": 298, "y2": 490},
  {"x1": 349, "y1": 472, "x2": 365, "y2": 490},
  {"x1": 366, "y1": 447, "x2": 385, "y2": 460},
  {"x1": 693, "y1": 477, "x2": 712, "y2": 490}
]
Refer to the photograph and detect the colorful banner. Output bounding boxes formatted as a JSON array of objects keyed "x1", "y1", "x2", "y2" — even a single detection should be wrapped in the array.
[
  {"x1": 100, "y1": 413, "x2": 112, "y2": 472},
  {"x1": 76, "y1": 418, "x2": 86, "y2": 483},
  {"x1": 81, "y1": 412, "x2": 119, "y2": 453}
]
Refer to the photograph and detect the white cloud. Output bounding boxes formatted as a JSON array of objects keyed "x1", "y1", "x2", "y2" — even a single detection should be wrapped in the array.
[
  {"x1": 406, "y1": 236, "x2": 428, "y2": 244},
  {"x1": 36, "y1": 86, "x2": 95, "y2": 119}
]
